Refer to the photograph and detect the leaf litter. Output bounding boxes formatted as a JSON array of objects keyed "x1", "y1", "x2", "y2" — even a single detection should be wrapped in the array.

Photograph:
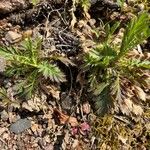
[{"x1": 0, "y1": 0, "x2": 150, "y2": 149}]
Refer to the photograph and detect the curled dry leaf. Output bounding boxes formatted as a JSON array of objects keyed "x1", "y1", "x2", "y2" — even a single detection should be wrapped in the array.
[
  {"x1": 120, "y1": 98, "x2": 143, "y2": 116},
  {"x1": 132, "y1": 104, "x2": 143, "y2": 116},
  {"x1": 53, "y1": 109, "x2": 78, "y2": 127},
  {"x1": 82, "y1": 102, "x2": 91, "y2": 114},
  {"x1": 72, "y1": 139, "x2": 79, "y2": 149},
  {"x1": 45, "y1": 85, "x2": 60, "y2": 100},
  {"x1": 134, "y1": 85, "x2": 146, "y2": 101},
  {"x1": 31, "y1": 122, "x2": 39, "y2": 132}
]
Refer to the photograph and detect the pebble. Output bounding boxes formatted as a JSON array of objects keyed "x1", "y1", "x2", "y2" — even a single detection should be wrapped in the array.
[
  {"x1": 5, "y1": 31, "x2": 22, "y2": 43},
  {"x1": 0, "y1": 110, "x2": 9, "y2": 121},
  {"x1": 9, "y1": 118, "x2": 31, "y2": 134}
]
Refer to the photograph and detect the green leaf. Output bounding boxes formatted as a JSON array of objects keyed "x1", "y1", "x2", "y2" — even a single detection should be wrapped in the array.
[
  {"x1": 80, "y1": 0, "x2": 91, "y2": 12},
  {"x1": 93, "y1": 82, "x2": 109, "y2": 96},
  {"x1": 21, "y1": 38, "x2": 42, "y2": 64},
  {"x1": 117, "y1": 0, "x2": 125, "y2": 7},
  {"x1": 94, "y1": 85, "x2": 113, "y2": 116},
  {"x1": 15, "y1": 70, "x2": 39, "y2": 99},
  {"x1": 31, "y1": 0, "x2": 40, "y2": 5},
  {"x1": 0, "y1": 46, "x2": 35, "y2": 67},
  {"x1": 85, "y1": 44, "x2": 117, "y2": 68},
  {"x1": 105, "y1": 22, "x2": 120, "y2": 41},
  {"x1": 38, "y1": 61, "x2": 66, "y2": 82},
  {"x1": 119, "y1": 12, "x2": 150, "y2": 57},
  {"x1": 120, "y1": 58, "x2": 150, "y2": 69}
]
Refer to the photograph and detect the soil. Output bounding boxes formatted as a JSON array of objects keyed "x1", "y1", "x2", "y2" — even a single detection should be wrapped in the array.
[{"x1": 0, "y1": 0, "x2": 150, "y2": 150}]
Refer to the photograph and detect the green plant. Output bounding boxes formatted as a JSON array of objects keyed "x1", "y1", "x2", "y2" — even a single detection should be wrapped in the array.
[
  {"x1": 84, "y1": 12, "x2": 150, "y2": 116},
  {"x1": 30, "y1": 0, "x2": 40, "y2": 6},
  {"x1": 117, "y1": 0, "x2": 125, "y2": 8},
  {"x1": 73, "y1": 0, "x2": 91, "y2": 13},
  {"x1": 0, "y1": 38, "x2": 68, "y2": 99}
]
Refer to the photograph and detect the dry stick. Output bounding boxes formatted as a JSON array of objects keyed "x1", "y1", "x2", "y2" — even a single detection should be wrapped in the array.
[{"x1": 0, "y1": 137, "x2": 7, "y2": 145}]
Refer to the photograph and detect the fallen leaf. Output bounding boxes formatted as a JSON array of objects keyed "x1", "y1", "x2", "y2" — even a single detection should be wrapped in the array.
[
  {"x1": 22, "y1": 29, "x2": 33, "y2": 39},
  {"x1": 72, "y1": 139, "x2": 79, "y2": 149},
  {"x1": 120, "y1": 98, "x2": 143, "y2": 116},
  {"x1": 132, "y1": 104, "x2": 143, "y2": 116},
  {"x1": 31, "y1": 123, "x2": 39, "y2": 132},
  {"x1": 2, "y1": 133, "x2": 9, "y2": 139},
  {"x1": 46, "y1": 85, "x2": 60, "y2": 100},
  {"x1": 82, "y1": 102, "x2": 91, "y2": 114},
  {"x1": 118, "y1": 135, "x2": 127, "y2": 144},
  {"x1": 134, "y1": 86, "x2": 146, "y2": 101},
  {"x1": 53, "y1": 109, "x2": 78, "y2": 127}
]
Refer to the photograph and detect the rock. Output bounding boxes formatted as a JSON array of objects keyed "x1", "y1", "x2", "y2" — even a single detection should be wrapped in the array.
[
  {"x1": 0, "y1": 110, "x2": 9, "y2": 121},
  {"x1": 0, "y1": 0, "x2": 29, "y2": 14},
  {"x1": 5, "y1": 31, "x2": 22, "y2": 43},
  {"x1": 9, "y1": 118, "x2": 31, "y2": 134}
]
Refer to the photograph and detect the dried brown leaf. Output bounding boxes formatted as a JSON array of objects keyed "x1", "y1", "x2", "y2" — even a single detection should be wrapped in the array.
[
  {"x1": 22, "y1": 94, "x2": 47, "y2": 112},
  {"x1": 53, "y1": 109, "x2": 78, "y2": 127},
  {"x1": 31, "y1": 123, "x2": 39, "y2": 132},
  {"x1": 134, "y1": 86, "x2": 146, "y2": 101},
  {"x1": 120, "y1": 98, "x2": 143, "y2": 116},
  {"x1": 82, "y1": 102, "x2": 91, "y2": 114},
  {"x1": 46, "y1": 85, "x2": 60, "y2": 100}
]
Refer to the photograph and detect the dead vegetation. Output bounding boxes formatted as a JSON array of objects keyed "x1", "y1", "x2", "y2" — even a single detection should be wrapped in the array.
[{"x1": 0, "y1": 0, "x2": 150, "y2": 149}]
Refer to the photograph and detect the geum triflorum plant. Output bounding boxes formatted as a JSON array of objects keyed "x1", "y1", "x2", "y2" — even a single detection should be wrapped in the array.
[
  {"x1": 84, "y1": 12, "x2": 150, "y2": 117},
  {"x1": 0, "y1": 38, "x2": 71, "y2": 99}
]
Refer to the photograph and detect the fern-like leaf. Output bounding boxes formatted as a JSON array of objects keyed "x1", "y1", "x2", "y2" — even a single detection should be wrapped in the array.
[
  {"x1": 21, "y1": 37, "x2": 42, "y2": 64},
  {"x1": 119, "y1": 12, "x2": 150, "y2": 57},
  {"x1": 85, "y1": 44, "x2": 117, "y2": 68},
  {"x1": 120, "y1": 58, "x2": 150, "y2": 69},
  {"x1": 0, "y1": 46, "x2": 35, "y2": 67},
  {"x1": 38, "y1": 61, "x2": 66, "y2": 82},
  {"x1": 94, "y1": 85, "x2": 113, "y2": 116},
  {"x1": 80, "y1": 0, "x2": 91, "y2": 12},
  {"x1": 15, "y1": 70, "x2": 39, "y2": 99}
]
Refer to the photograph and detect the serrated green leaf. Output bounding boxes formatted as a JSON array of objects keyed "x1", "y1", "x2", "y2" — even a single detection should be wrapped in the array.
[
  {"x1": 93, "y1": 82, "x2": 109, "y2": 96},
  {"x1": 119, "y1": 12, "x2": 150, "y2": 57},
  {"x1": 94, "y1": 85, "x2": 113, "y2": 116},
  {"x1": 38, "y1": 61, "x2": 66, "y2": 82},
  {"x1": 31, "y1": 0, "x2": 40, "y2": 5}
]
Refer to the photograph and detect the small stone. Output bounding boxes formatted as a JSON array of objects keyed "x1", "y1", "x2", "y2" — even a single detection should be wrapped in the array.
[
  {"x1": 5, "y1": 31, "x2": 22, "y2": 43},
  {"x1": 0, "y1": 110, "x2": 9, "y2": 121},
  {"x1": 9, "y1": 118, "x2": 31, "y2": 134}
]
